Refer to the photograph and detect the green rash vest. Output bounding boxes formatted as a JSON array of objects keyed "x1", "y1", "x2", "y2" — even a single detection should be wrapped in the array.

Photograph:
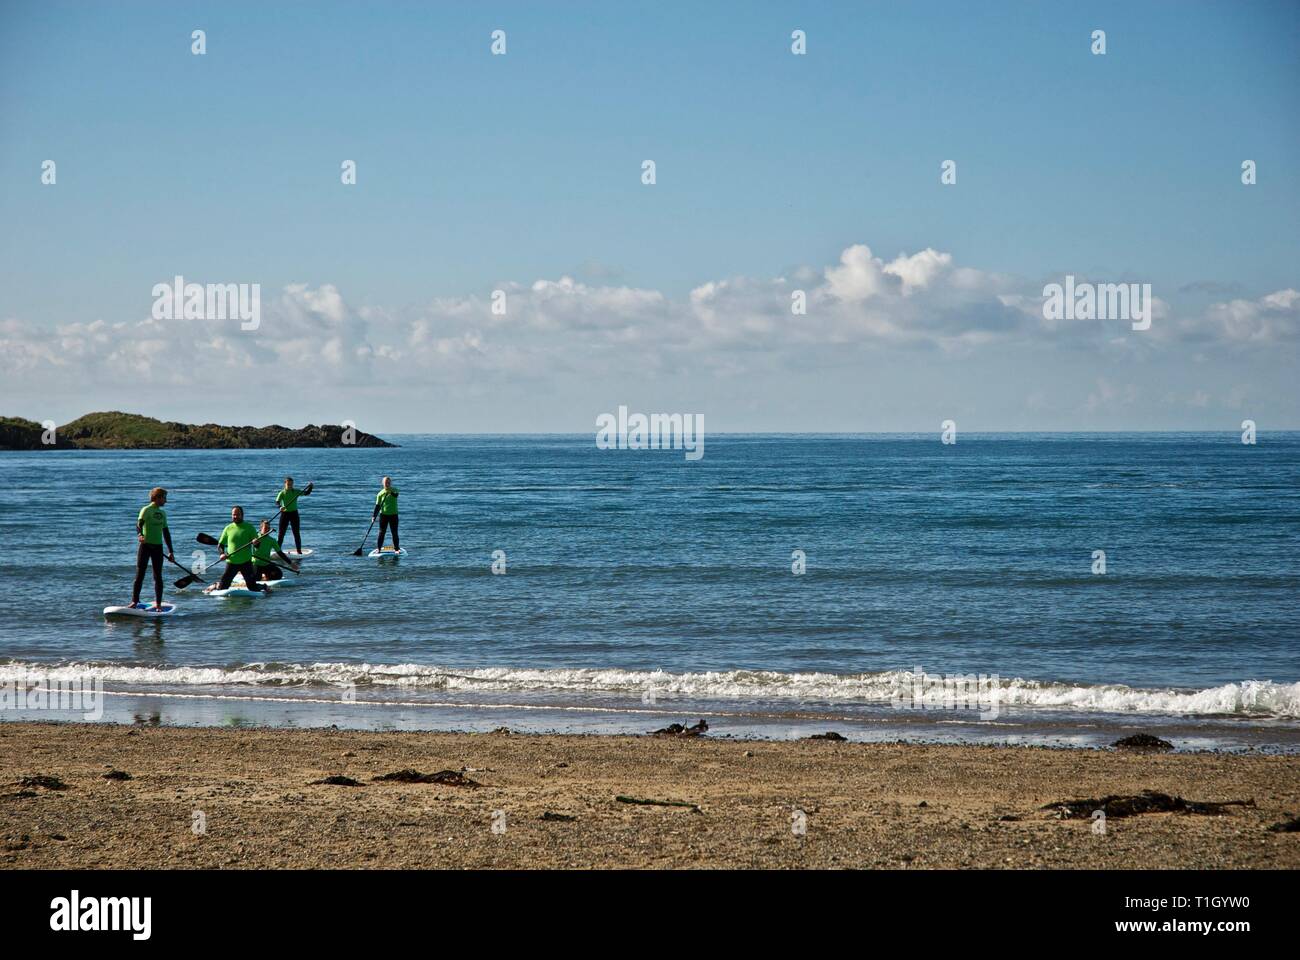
[
  {"x1": 376, "y1": 488, "x2": 399, "y2": 516},
  {"x1": 252, "y1": 534, "x2": 280, "y2": 567},
  {"x1": 137, "y1": 504, "x2": 168, "y2": 546},
  {"x1": 276, "y1": 487, "x2": 304, "y2": 512},
  {"x1": 218, "y1": 521, "x2": 259, "y2": 565}
]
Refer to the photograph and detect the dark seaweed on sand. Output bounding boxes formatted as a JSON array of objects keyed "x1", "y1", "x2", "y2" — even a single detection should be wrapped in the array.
[
  {"x1": 1042, "y1": 790, "x2": 1255, "y2": 820},
  {"x1": 17, "y1": 776, "x2": 69, "y2": 791},
  {"x1": 372, "y1": 769, "x2": 480, "y2": 787},
  {"x1": 1111, "y1": 734, "x2": 1175, "y2": 753},
  {"x1": 649, "y1": 719, "x2": 708, "y2": 737}
]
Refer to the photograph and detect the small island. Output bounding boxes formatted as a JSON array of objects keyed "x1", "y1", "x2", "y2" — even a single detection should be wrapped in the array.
[{"x1": 0, "y1": 411, "x2": 395, "y2": 450}]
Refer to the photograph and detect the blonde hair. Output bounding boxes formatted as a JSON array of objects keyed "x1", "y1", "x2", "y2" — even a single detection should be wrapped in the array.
[{"x1": 149, "y1": 487, "x2": 167, "y2": 503}]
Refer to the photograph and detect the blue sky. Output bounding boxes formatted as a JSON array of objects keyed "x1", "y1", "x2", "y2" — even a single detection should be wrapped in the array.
[{"x1": 1, "y1": 0, "x2": 1297, "y2": 432}]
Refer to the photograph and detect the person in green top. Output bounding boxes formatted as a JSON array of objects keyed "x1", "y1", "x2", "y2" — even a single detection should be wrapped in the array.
[
  {"x1": 205, "y1": 506, "x2": 268, "y2": 593},
  {"x1": 275, "y1": 477, "x2": 313, "y2": 554},
  {"x1": 251, "y1": 518, "x2": 299, "y2": 582},
  {"x1": 131, "y1": 486, "x2": 175, "y2": 610},
  {"x1": 373, "y1": 476, "x2": 400, "y2": 552}
]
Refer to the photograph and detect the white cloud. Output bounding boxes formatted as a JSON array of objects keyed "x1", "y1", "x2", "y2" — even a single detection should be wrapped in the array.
[
  {"x1": 883, "y1": 248, "x2": 953, "y2": 295},
  {"x1": 0, "y1": 245, "x2": 1294, "y2": 396},
  {"x1": 824, "y1": 244, "x2": 888, "y2": 302},
  {"x1": 1202, "y1": 288, "x2": 1300, "y2": 342}
]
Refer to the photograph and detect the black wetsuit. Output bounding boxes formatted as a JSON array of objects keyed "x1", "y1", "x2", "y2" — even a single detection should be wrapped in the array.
[
  {"x1": 278, "y1": 511, "x2": 302, "y2": 553},
  {"x1": 132, "y1": 522, "x2": 174, "y2": 606},
  {"x1": 132, "y1": 543, "x2": 165, "y2": 605},
  {"x1": 253, "y1": 553, "x2": 284, "y2": 581},
  {"x1": 216, "y1": 561, "x2": 266, "y2": 592},
  {"x1": 377, "y1": 514, "x2": 399, "y2": 550}
]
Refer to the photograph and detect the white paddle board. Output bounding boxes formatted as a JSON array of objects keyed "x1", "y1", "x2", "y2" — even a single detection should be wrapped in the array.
[
  {"x1": 284, "y1": 549, "x2": 313, "y2": 560},
  {"x1": 104, "y1": 602, "x2": 178, "y2": 619},
  {"x1": 231, "y1": 573, "x2": 295, "y2": 589},
  {"x1": 204, "y1": 586, "x2": 269, "y2": 598},
  {"x1": 368, "y1": 547, "x2": 407, "y2": 559}
]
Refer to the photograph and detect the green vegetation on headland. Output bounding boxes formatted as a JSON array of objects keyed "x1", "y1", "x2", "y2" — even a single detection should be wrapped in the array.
[{"x1": 0, "y1": 412, "x2": 395, "y2": 450}]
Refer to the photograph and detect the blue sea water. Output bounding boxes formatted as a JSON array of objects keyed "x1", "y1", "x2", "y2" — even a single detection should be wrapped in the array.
[{"x1": 1, "y1": 433, "x2": 1298, "y2": 747}]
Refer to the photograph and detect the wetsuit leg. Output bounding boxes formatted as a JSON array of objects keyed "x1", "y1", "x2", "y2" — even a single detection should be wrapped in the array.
[
  {"x1": 240, "y1": 561, "x2": 266, "y2": 590},
  {"x1": 278, "y1": 512, "x2": 290, "y2": 547},
  {"x1": 149, "y1": 544, "x2": 164, "y2": 605},
  {"x1": 389, "y1": 515, "x2": 399, "y2": 551},
  {"x1": 217, "y1": 564, "x2": 238, "y2": 590},
  {"x1": 377, "y1": 514, "x2": 389, "y2": 550},
  {"x1": 131, "y1": 542, "x2": 151, "y2": 604}
]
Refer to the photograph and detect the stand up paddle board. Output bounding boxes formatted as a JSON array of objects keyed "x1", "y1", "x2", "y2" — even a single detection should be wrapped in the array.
[
  {"x1": 204, "y1": 586, "x2": 270, "y2": 598},
  {"x1": 284, "y1": 549, "x2": 313, "y2": 560},
  {"x1": 369, "y1": 547, "x2": 407, "y2": 559},
  {"x1": 230, "y1": 573, "x2": 296, "y2": 589},
  {"x1": 104, "y1": 602, "x2": 178, "y2": 619}
]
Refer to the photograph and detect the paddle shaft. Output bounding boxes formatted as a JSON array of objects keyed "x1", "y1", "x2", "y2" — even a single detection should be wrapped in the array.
[
  {"x1": 165, "y1": 554, "x2": 206, "y2": 584},
  {"x1": 352, "y1": 514, "x2": 378, "y2": 555}
]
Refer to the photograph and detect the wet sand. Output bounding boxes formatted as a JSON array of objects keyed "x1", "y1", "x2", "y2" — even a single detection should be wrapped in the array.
[{"x1": 2, "y1": 721, "x2": 1297, "y2": 869}]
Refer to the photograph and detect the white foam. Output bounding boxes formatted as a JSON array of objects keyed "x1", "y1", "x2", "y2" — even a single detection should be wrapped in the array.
[{"x1": 1, "y1": 662, "x2": 1297, "y2": 719}]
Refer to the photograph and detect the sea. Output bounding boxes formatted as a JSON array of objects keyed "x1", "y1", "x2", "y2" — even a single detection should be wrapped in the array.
[{"x1": 1, "y1": 433, "x2": 1297, "y2": 750}]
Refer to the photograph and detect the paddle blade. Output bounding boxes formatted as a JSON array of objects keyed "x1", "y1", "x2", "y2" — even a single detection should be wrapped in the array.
[
  {"x1": 351, "y1": 547, "x2": 364, "y2": 556},
  {"x1": 196, "y1": 532, "x2": 219, "y2": 546},
  {"x1": 173, "y1": 574, "x2": 198, "y2": 589}
]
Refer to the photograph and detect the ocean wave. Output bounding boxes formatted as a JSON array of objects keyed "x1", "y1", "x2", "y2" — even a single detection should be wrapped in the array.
[{"x1": 2, "y1": 662, "x2": 1297, "y2": 719}]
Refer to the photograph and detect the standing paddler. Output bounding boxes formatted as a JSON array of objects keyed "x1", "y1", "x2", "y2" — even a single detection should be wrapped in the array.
[
  {"x1": 275, "y1": 477, "x2": 312, "y2": 553},
  {"x1": 131, "y1": 487, "x2": 176, "y2": 611},
  {"x1": 374, "y1": 476, "x2": 400, "y2": 553}
]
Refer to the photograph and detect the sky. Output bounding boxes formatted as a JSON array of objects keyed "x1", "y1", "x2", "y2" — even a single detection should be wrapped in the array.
[{"x1": 1, "y1": 0, "x2": 1297, "y2": 433}]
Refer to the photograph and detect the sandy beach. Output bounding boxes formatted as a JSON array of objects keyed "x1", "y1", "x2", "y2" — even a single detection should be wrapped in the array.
[{"x1": 1, "y1": 721, "x2": 1296, "y2": 869}]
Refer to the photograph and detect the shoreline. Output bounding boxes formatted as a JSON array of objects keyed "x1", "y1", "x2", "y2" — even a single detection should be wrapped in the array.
[
  {"x1": 2, "y1": 721, "x2": 1297, "y2": 869},
  {"x1": 5, "y1": 683, "x2": 1300, "y2": 753}
]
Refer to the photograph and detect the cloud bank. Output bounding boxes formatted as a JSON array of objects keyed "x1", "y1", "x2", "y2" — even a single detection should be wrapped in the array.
[{"x1": 1, "y1": 242, "x2": 1295, "y2": 395}]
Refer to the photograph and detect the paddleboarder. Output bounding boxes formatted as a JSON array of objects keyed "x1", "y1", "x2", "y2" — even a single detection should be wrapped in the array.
[
  {"x1": 275, "y1": 477, "x2": 312, "y2": 553},
  {"x1": 251, "y1": 518, "x2": 298, "y2": 582},
  {"x1": 374, "y1": 476, "x2": 400, "y2": 553},
  {"x1": 205, "y1": 506, "x2": 268, "y2": 593},
  {"x1": 131, "y1": 487, "x2": 175, "y2": 611}
]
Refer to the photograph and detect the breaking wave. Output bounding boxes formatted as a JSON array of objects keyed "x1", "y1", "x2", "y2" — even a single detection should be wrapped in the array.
[{"x1": 2, "y1": 662, "x2": 1297, "y2": 719}]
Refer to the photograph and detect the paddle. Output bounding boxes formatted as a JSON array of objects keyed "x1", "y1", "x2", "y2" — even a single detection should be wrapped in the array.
[
  {"x1": 351, "y1": 514, "x2": 378, "y2": 556},
  {"x1": 167, "y1": 554, "x2": 208, "y2": 589}
]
